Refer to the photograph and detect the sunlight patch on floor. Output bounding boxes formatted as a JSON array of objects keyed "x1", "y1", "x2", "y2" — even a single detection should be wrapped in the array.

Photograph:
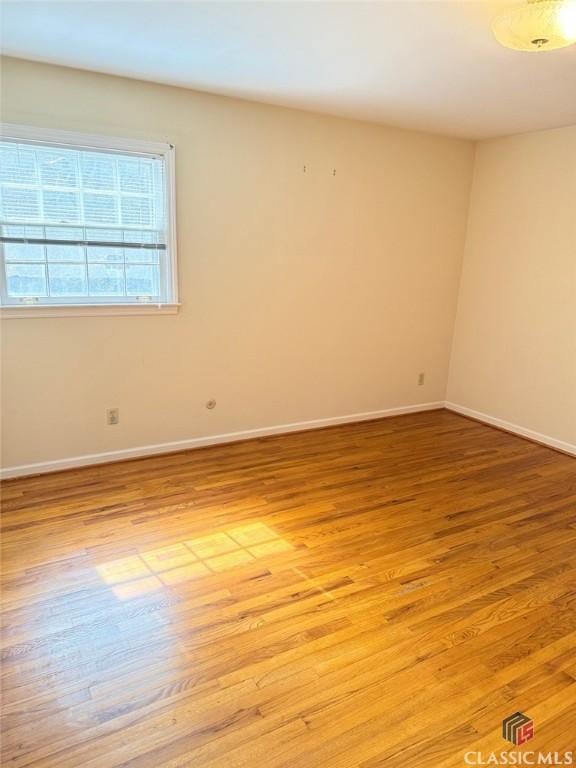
[{"x1": 95, "y1": 522, "x2": 293, "y2": 599}]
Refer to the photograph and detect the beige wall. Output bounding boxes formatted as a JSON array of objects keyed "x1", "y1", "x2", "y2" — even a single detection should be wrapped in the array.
[
  {"x1": 0, "y1": 57, "x2": 474, "y2": 470},
  {"x1": 447, "y1": 126, "x2": 576, "y2": 449}
]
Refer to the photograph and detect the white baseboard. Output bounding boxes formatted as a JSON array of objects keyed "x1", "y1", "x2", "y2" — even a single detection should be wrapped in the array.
[
  {"x1": 1, "y1": 401, "x2": 444, "y2": 479},
  {"x1": 445, "y1": 402, "x2": 576, "y2": 457}
]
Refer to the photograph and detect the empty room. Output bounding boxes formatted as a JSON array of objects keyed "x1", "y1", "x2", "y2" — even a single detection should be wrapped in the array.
[{"x1": 0, "y1": 1, "x2": 575, "y2": 766}]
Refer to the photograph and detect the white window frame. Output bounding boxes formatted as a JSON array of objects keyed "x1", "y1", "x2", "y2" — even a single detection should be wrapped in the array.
[{"x1": 0, "y1": 124, "x2": 179, "y2": 318}]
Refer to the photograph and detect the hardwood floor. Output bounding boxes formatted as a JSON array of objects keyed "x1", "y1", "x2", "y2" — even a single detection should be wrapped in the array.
[{"x1": 1, "y1": 410, "x2": 575, "y2": 767}]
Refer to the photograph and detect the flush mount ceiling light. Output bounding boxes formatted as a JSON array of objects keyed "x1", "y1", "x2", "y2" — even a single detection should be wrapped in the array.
[{"x1": 493, "y1": 0, "x2": 576, "y2": 51}]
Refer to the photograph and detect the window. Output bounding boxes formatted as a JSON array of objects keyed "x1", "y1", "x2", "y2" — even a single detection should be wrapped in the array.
[{"x1": 0, "y1": 125, "x2": 178, "y2": 316}]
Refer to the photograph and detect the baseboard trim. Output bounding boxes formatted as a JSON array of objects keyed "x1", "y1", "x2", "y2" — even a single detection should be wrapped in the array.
[
  {"x1": 1, "y1": 401, "x2": 444, "y2": 479},
  {"x1": 445, "y1": 402, "x2": 576, "y2": 457}
]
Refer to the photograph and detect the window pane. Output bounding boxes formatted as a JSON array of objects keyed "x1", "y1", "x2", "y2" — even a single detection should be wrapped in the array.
[
  {"x1": 126, "y1": 264, "x2": 159, "y2": 296},
  {"x1": 121, "y1": 197, "x2": 153, "y2": 227},
  {"x1": 118, "y1": 159, "x2": 152, "y2": 193},
  {"x1": 0, "y1": 146, "x2": 38, "y2": 184},
  {"x1": 81, "y1": 154, "x2": 116, "y2": 190},
  {"x1": 39, "y1": 150, "x2": 77, "y2": 187},
  {"x1": 88, "y1": 264, "x2": 124, "y2": 296},
  {"x1": 124, "y1": 247, "x2": 160, "y2": 264},
  {"x1": 45, "y1": 226, "x2": 83, "y2": 242},
  {"x1": 83, "y1": 193, "x2": 118, "y2": 225},
  {"x1": 5, "y1": 263, "x2": 47, "y2": 296},
  {"x1": 3, "y1": 224, "x2": 43, "y2": 239},
  {"x1": 86, "y1": 245, "x2": 123, "y2": 263},
  {"x1": 43, "y1": 190, "x2": 80, "y2": 223},
  {"x1": 48, "y1": 263, "x2": 87, "y2": 296},
  {"x1": 46, "y1": 244, "x2": 84, "y2": 262},
  {"x1": 85, "y1": 227, "x2": 118, "y2": 243},
  {"x1": 1, "y1": 187, "x2": 41, "y2": 220},
  {"x1": 4, "y1": 243, "x2": 45, "y2": 261},
  {"x1": 126, "y1": 229, "x2": 160, "y2": 245}
]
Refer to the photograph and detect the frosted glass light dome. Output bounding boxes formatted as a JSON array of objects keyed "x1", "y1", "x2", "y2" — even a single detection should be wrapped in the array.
[{"x1": 493, "y1": 0, "x2": 576, "y2": 51}]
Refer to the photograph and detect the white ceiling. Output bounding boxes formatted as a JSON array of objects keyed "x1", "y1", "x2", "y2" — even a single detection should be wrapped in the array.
[{"x1": 2, "y1": 1, "x2": 576, "y2": 139}]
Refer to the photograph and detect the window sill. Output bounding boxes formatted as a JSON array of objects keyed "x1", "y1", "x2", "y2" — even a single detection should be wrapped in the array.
[{"x1": 0, "y1": 303, "x2": 180, "y2": 319}]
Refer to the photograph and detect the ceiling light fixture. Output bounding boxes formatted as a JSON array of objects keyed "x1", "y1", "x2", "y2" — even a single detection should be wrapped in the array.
[{"x1": 492, "y1": 0, "x2": 576, "y2": 51}]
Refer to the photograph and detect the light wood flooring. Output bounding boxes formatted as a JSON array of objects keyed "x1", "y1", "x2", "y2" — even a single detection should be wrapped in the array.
[{"x1": 1, "y1": 409, "x2": 575, "y2": 767}]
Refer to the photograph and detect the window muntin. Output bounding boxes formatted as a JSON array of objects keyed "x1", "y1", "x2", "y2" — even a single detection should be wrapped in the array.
[{"x1": 0, "y1": 131, "x2": 176, "y2": 307}]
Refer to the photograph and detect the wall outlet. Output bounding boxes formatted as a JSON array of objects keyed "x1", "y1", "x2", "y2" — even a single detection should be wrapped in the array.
[
  {"x1": 418, "y1": 372, "x2": 425, "y2": 386},
  {"x1": 106, "y1": 408, "x2": 120, "y2": 425}
]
